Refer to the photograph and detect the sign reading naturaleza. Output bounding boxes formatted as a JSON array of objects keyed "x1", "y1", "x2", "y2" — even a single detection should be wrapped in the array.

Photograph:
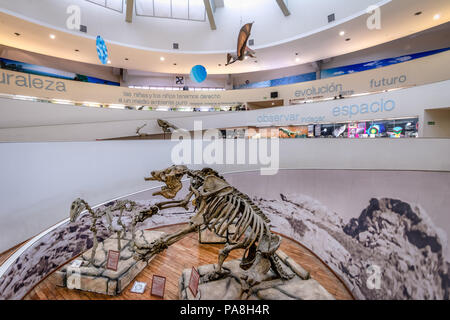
[{"x1": 0, "y1": 70, "x2": 66, "y2": 92}]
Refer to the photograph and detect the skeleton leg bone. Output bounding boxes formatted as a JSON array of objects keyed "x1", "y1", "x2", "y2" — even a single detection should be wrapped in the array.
[
  {"x1": 203, "y1": 242, "x2": 247, "y2": 282},
  {"x1": 154, "y1": 191, "x2": 194, "y2": 210},
  {"x1": 136, "y1": 222, "x2": 201, "y2": 261}
]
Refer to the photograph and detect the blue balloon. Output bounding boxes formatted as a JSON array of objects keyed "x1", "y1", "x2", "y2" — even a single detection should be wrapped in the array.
[
  {"x1": 96, "y1": 35, "x2": 109, "y2": 65},
  {"x1": 190, "y1": 65, "x2": 207, "y2": 83}
]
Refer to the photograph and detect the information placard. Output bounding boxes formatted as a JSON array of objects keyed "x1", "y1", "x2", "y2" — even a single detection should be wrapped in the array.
[
  {"x1": 188, "y1": 267, "x2": 200, "y2": 297},
  {"x1": 106, "y1": 250, "x2": 120, "y2": 271},
  {"x1": 151, "y1": 275, "x2": 166, "y2": 298}
]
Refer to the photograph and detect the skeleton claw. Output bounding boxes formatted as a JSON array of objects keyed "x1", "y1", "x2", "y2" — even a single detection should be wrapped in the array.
[{"x1": 203, "y1": 268, "x2": 230, "y2": 283}]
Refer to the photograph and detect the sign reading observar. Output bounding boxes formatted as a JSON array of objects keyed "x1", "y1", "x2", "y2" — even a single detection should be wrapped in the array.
[{"x1": 106, "y1": 250, "x2": 120, "y2": 271}]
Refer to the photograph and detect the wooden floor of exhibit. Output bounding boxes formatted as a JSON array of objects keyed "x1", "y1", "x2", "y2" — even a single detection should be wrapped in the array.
[{"x1": 23, "y1": 224, "x2": 354, "y2": 300}]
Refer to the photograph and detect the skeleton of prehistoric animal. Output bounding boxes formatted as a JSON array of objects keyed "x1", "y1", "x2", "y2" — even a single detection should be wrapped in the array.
[
  {"x1": 157, "y1": 119, "x2": 178, "y2": 134},
  {"x1": 226, "y1": 22, "x2": 256, "y2": 66},
  {"x1": 135, "y1": 165, "x2": 293, "y2": 294},
  {"x1": 136, "y1": 123, "x2": 149, "y2": 137},
  {"x1": 69, "y1": 198, "x2": 139, "y2": 266}
]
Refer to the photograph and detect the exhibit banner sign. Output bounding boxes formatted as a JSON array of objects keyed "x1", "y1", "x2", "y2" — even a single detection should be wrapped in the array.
[{"x1": 0, "y1": 51, "x2": 449, "y2": 107}]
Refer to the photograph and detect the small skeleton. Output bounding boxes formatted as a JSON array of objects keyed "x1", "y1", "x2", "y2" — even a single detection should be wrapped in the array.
[
  {"x1": 135, "y1": 166, "x2": 293, "y2": 295},
  {"x1": 157, "y1": 119, "x2": 178, "y2": 134},
  {"x1": 69, "y1": 198, "x2": 139, "y2": 266},
  {"x1": 136, "y1": 123, "x2": 149, "y2": 137}
]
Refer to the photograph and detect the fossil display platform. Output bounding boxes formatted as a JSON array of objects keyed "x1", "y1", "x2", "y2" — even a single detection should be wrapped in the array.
[
  {"x1": 179, "y1": 250, "x2": 335, "y2": 300},
  {"x1": 53, "y1": 230, "x2": 165, "y2": 296}
]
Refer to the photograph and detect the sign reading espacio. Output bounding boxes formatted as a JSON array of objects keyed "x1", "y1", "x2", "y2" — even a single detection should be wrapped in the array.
[
  {"x1": 332, "y1": 98, "x2": 396, "y2": 118},
  {"x1": 256, "y1": 98, "x2": 396, "y2": 124}
]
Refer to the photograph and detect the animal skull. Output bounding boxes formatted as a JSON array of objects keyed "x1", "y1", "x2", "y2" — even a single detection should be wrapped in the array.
[
  {"x1": 70, "y1": 198, "x2": 86, "y2": 222},
  {"x1": 144, "y1": 165, "x2": 189, "y2": 199}
]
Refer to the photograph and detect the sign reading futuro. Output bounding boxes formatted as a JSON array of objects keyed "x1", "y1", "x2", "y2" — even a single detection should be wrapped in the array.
[{"x1": 332, "y1": 99, "x2": 396, "y2": 118}]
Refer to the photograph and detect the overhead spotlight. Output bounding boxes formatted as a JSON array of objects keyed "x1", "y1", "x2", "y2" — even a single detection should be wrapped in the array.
[
  {"x1": 125, "y1": 58, "x2": 129, "y2": 60},
  {"x1": 295, "y1": 57, "x2": 300, "y2": 62},
  {"x1": 339, "y1": 31, "x2": 345, "y2": 36},
  {"x1": 14, "y1": 32, "x2": 21, "y2": 36},
  {"x1": 414, "y1": 11, "x2": 422, "y2": 16},
  {"x1": 160, "y1": 57, "x2": 165, "y2": 61},
  {"x1": 74, "y1": 49, "x2": 79, "y2": 52},
  {"x1": 433, "y1": 13, "x2": 441, "y2": 20},
  {"x1": 50, "y1": 34, "x2": 56, "y2": 39},
  {"x1": 345, "y1": 38, "x2": 351, "y2": 41}
]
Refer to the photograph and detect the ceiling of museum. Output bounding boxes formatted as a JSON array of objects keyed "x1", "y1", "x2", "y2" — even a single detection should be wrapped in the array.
[{"x1": 0, "y1": 0, "x2": 449, "y2": 74}]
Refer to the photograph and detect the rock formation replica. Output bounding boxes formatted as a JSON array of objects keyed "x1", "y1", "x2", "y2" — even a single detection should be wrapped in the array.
[{"x1": 255, "y1": 194, "x2": 449, "y2": 300}]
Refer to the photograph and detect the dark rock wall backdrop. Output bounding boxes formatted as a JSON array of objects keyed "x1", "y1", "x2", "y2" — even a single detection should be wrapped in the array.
[
  {"x1": 225, "y1": 170, "x2": 450, "y2": 300},
  {"x1": 0, "y1": 169, "x2": 448, "y2": 300}
]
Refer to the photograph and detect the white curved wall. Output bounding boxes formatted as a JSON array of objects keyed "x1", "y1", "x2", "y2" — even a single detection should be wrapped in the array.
[
  {"x1": 0, "y1": 138, "x2": 449, "y2": 253},
  {"x1": 0, "y1": 0, "x2": 383, "y2": 52}
]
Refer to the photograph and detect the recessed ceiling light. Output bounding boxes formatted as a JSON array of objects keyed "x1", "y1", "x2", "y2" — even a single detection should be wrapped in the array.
[
  {"x1": 339, "y1": 31, "x2": 345, "y2": 36},
  {"x1": 295, "y1": 57, "x2": 300, "y2": 62},
  {"x1": 218, "y1": 64, "x2": 222, "y2": 66},
  {"x1": 433, "y1": 13, "x2": 441, "y2": 20},
  {"x1": 125, "y1": 58, "x2": 129, "y2": 60},
  {"x1": 173, "y1": 63, "x2": 177, "y2": 65},
  {"x1": 74, "y1": 49, "x2": 79, "y2": 52},
  {"x1": 50, "y1": 34, "x2": 56, "y2": 39},
  {"x1": 414, "y1": 11, "x2": 422, "y2": 16},
  {"x1": 345, "y1": 38, "x2": 351, "y2": 41},
  {"x1": 160, "y1": 57, "x2": 165, "y2": 61},
  {"x1": 14, "y1": 32, "x2": 20, "y2": 36},
  {"x1": 107, "y1": 60, "x2": 111, "y2": 64}
]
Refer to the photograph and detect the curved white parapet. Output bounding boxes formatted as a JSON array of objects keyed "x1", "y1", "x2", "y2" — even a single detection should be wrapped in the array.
[{"x1": 1, "y1": 78, "x2": 450, "y2": 141}]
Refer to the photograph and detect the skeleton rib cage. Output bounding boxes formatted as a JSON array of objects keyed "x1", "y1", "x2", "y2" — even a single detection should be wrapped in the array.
[{"x1": 203, "y1": 189, "x2": 275, "y2": 255}]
